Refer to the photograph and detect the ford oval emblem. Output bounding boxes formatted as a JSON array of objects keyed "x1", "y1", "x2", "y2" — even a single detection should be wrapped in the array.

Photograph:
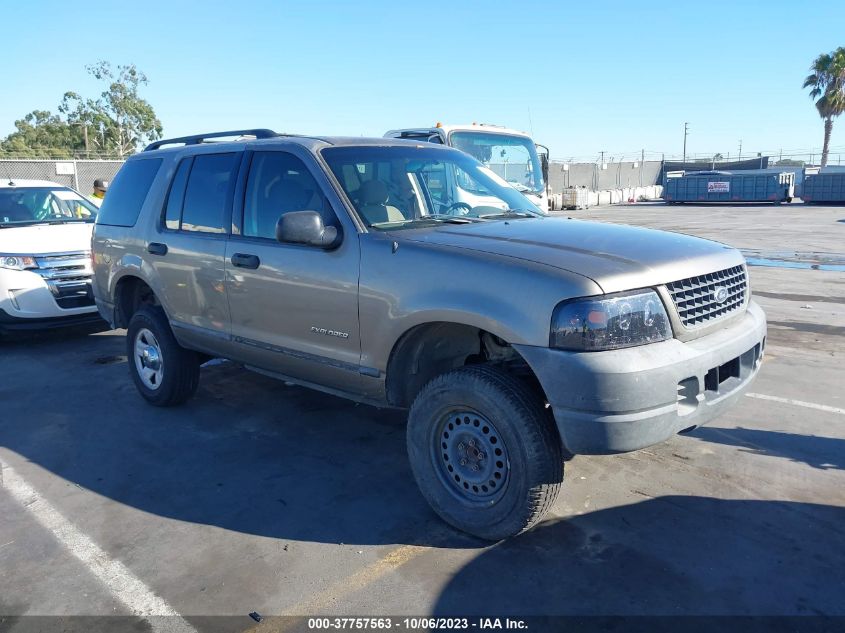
[{"x1": 713, "y1": 286, "x2": 729, "y2": 303}]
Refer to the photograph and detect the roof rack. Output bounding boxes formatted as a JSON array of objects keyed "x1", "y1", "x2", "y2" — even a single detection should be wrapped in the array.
[{"x1": 144, "y1": 129, "x2": 279, "y2": 152}]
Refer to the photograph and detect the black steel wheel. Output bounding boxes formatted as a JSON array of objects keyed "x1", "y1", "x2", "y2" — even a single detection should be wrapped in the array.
[
  {"x1": 433, "y1": 410, "x2": 510, "y2": 503},
  {"x1": 407, "y1": 364, "x2": 563, "y2": 540}
]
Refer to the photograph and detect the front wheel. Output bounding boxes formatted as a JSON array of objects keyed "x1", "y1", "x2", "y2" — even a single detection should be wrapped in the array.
[
  {"x1": 407, "y1": 365, "x2": 563, "y2": 540},
  {"x1": 127, "y1": 306, "x2": 200, "y2": 406}
]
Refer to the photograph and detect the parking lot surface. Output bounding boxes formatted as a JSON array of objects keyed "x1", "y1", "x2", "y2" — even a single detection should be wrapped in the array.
[{"x1": 1, "y1": 202, "x2": 844, "y2": 631}]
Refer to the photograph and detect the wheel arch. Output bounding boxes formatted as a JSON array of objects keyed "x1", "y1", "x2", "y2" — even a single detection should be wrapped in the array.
[
  {"x1": 384, "y1": 321, "x2": 545, "y2": 408},
  {"x1": 113, "y1": 274, "x2": 160, "y2": 328}
]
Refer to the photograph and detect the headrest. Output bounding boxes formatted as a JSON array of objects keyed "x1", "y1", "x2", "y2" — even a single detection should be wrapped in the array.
[{"x1": 359, "y1": 179, "x2": 389, "y2": 205}]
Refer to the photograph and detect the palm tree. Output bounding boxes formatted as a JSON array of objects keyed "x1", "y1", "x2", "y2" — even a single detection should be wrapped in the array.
[{"x1": 803, "y1": 47, "x2": 845, "y2": 167}]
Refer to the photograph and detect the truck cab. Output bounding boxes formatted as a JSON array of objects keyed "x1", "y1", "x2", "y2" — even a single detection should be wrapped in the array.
[{"x1": 384, "y1": 123, "x2": 550, "y2": 213}]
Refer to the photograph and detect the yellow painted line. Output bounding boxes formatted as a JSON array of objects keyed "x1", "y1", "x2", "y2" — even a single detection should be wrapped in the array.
[
  {"x1": 242, "y1": 545, "x2": 427, "y2": 632},
  {"x1": 284, "y1": 545, "x2": 426, "y2": 614}
]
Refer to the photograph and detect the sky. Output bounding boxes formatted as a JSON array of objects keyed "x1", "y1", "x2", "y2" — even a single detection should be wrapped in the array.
[{"x1": 2, "y1": 0, "x2": 844, "y2": 162}]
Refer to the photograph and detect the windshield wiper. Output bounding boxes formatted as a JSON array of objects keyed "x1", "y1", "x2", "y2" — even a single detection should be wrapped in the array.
[
  {"x1": 421, "y1": 214, "x2": 483, "y2": 223},
  {"x1": 478, "y1": 209, "x2": 539, "y2": 219},
  {"x1": 374, "y1": 215, "x2": 480, "y2": 227},
  {"x1": 0, "y1": 221, "x2": 39, "y2": 228}
]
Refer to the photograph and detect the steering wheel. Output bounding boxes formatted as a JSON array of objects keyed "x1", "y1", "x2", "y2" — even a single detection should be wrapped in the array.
[{"x1": 443, "y1": 202, "x2": 473, "y2": 216}]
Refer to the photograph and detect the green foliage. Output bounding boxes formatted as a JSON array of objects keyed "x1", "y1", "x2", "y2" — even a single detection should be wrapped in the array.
[
  {"x1": 803, "y1": 47, "x2": 845, "y2": 167},
  {"x1": 0, "y1": 110, "x2": 83, "y2": 158},
  {"x1": 1, "y1": 62, "x2": 162, "y2": 159}
]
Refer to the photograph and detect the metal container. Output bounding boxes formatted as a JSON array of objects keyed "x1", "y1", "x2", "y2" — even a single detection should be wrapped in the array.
[
  {"x1": 561, "y1": 187, "x2": 590, "y2": 210},
  {"x1": 802, "y1": 171, "x2": 845, "y2": 203},
  {"x1": 664, "y1": 170, "x2": 795, "y2": 203}
]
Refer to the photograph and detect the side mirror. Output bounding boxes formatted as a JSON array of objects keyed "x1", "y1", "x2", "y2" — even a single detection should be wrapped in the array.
[{"x1": 276, "y1": 210, "x2": 339, "y2": 248}]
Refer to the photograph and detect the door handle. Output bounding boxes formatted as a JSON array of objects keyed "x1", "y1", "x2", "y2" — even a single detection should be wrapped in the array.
[
  {"x1": 147, "y1": 242, "x2": 168, "y2": 256},
  {"x1": 231, "y1": 253, "x2": 260, "y2": 269}
]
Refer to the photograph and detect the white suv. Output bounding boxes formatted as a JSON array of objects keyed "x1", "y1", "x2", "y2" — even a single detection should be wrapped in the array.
[{"x1": 0, "y1": 179, "x2": 102, "y2": 334}]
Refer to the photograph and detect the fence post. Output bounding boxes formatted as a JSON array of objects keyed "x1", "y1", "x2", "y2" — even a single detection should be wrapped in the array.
[{"x1": 72, "y1": 160, "x2": 79, "y2": 191}]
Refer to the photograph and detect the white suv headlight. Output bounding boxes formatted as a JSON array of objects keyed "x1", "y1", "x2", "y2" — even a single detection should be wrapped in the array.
[
  {"x1": 0, "y1": 255, "x2": 38, "y2": 270},
  {"x1": 550, "y1": 289, "x2": 672, "y2": 351}
]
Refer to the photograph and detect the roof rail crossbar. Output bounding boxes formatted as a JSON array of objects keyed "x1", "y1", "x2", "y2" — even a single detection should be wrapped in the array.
[{"x1": 144, "y1": 129, "x2": 279, "y2": 151}]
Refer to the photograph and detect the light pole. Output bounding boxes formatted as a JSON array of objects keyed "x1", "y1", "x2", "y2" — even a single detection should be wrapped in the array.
[
  {"x1": 738, "y1": 139, "x2": 743, "y2": 161},
  {"x1": 683, "y1": 122, "x2": 689, "y2": 165}
]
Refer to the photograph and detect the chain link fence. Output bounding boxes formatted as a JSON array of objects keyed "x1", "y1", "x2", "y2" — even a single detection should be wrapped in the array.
[{"x1": 1, "y1": 158, "x2": 125, "y2": 193}]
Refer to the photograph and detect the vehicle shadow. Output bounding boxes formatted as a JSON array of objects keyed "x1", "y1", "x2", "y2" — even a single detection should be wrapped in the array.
[
  {"x1": 689, "y1": 426, "x2": 845, "y2": 471},
  {"x1": 0, "y1": 320, "x2": 109, "y2": 346},
  {"x1": 0, "y1": 330, "x2": 479, "y2": 549},
  {"x1": 432, "y1": 496, "x2": 845, "y2": 616}
]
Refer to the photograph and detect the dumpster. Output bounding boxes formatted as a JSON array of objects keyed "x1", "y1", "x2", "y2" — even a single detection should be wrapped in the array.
[
  {"x1": 802, "y1": 170, "x2": 845, "y2": 203},
  {"x1": 664, "y1": 170, "x2": 795, "y2": 203},
  {"x1": 561, "y1": 186, "x2": 590, "y2": 210}
]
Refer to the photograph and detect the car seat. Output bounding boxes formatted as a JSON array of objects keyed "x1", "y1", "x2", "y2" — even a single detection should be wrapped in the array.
[{"x1": 357, "y1": 180, "x2": 405, "y2": 224}]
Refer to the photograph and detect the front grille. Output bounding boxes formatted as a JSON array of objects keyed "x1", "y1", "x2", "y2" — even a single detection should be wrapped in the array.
[
  {"x1": 35, "y1": 252, "x2": 92, "y2": 279},
  {"x1": 34, "y1": 251, "x2": 94, "y2": 310},
  {"x1": 666, "y1": 265, "x2": 747, "y2": 328},
  {"x1": 55, "y1": 293, "x2": 94, "y2": 309}
]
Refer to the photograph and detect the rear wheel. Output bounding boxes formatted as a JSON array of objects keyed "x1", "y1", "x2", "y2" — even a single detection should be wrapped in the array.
[
  {"x1": 127, "y1": 306, "x2": 200, "y2": 406},
  {"x1": 407, "y1": 365, "x2": 563, "y2": 540}
]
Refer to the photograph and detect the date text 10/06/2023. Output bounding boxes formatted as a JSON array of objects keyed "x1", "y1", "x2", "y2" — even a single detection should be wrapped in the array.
[{"x1": 307, "y1": 618, "x2": 528, "y2": 630}]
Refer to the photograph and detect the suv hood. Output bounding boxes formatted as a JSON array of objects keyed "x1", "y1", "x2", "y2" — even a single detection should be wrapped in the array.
[
  {"x1": 0, "y1": 222, "x2": 93, "y2": 255},
  {"x1": 400, "y1": 217, "x2": 744, "y2": 293}
]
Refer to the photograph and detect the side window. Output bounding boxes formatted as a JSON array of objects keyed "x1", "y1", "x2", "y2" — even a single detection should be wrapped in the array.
[
  {"x1": 180, "y1": 152, "x2": 239, "y2": 234},
  {"x1": 163, "y1": 157, "x2": 192, "y2": 230},
  {"x1": 96, "y1": 158, "x2": 162, "y2": 227},
  {"x1": 243, "y1": 151, "x2": 332, "y2": 240}
]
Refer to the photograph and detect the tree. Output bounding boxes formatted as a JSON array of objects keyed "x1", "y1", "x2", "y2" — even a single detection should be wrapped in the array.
[
  {"x1": 60, "y1": 62, "x2": 163, "y2": 157},
  {"x1": 0, "y1": 111, "x2": 84, "y2": 158},
  {"x1": 774, "y1": 158, "x2": 805, "y2": 167},
  {"x1": 803, "y1": 47, "x2": 845, "y2": 167},
  {"x1": 1, "y1": 62, "x2": 162, "y2": 158}
]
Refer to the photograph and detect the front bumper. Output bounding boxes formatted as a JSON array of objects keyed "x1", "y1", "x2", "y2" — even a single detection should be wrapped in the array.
[
  {"x1": 0, "y1": 307, "x2": 102, "y2": 331},
  {"x1": 515, "y1": 301, "x2": 767, "y2": 454},
  {"x1": 0, "y1": 267, "x2": 98, "y2": 331}
]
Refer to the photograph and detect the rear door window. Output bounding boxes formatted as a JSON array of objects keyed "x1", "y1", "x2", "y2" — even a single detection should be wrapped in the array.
[
  {"x1": 96, "y1": 158, "x2": 162, "y2": 227},
  {"x1": 179, "y1": 153, "x2": 240, "y2": 233}
]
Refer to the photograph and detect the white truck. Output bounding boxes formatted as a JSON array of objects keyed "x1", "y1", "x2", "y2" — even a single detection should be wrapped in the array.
[{"x1": 385, "y1": 123, "x2": 551, "y2": 213}]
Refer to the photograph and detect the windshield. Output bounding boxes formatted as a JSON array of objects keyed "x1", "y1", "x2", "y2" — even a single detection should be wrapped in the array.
[
  {"x1": 322, "y1": 146, "x2": 541, "y2": 230},
  {"x1": 0, "y1": 187, "x2": 98, "y2": 226},
  {"x1": 450, "y1": 131, "x2": 544, "y2": 194}
]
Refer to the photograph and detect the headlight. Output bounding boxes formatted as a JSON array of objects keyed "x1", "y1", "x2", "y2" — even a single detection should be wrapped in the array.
[
  {"x1": 550, "y1": 289, "x2": 672, "y2": 351},
  {"x1": 0, "y1": 255, "x2": 38, "y2": 271}
]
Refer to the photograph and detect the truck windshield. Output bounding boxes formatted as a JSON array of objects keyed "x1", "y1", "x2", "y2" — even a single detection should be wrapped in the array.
[
  {"x1": 0, "y1": 187, "x2": 98, "y2": 226},
  {"x1": 322, "y1": 146, "x2": 540, "y2": 230},
  {"x1": 450, "y1": 131, "x2": 544, "y2": 195}
]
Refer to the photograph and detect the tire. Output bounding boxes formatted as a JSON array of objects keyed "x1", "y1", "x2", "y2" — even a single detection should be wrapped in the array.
[
  {"x1": 407, "y1": 364, "x2": 563, "y2": 540},
  {"x1": 126, "y1": 305, "x2": 200, "y2": 406}
]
